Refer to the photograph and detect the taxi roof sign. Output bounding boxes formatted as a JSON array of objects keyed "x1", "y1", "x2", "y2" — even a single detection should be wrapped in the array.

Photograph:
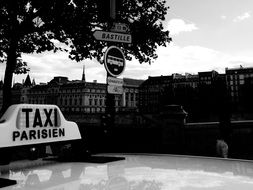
[{"x1": 0, "y1": 104, "x2": 81, "y2": 148}]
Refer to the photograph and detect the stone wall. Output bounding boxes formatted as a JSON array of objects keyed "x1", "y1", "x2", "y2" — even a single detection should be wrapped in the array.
[{"x1": 76, "y1": 110, "x2": 253, "y2": 159}]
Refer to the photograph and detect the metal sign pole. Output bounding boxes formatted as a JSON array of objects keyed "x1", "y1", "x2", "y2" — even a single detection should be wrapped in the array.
[
  {"x1": 103, "y1": 1, "x2": 116, "y2": 150},
  {"x1": 110, "y1": 0, "x2": 116, "y2": 20},
  {"x1": 105, "y1": 72, "x2": 115, "y2": 127},
  {"x1": 107, "y1": 0, "x2": 116, "y2": 118},
  {"x1": 100, "y1": 0, "x2": 129, "y2": 151},
  {"x1": 102, "y1": 72, "x2": 115, "y2": 153}
]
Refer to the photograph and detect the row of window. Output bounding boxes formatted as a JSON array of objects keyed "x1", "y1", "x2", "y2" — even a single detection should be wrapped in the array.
[
  {"x1": 89, "y1": 99, "x2": 104, "y2": 107},
  {"x1": 125, "y1": 93, "x2": 137, "y2": 101},
  {"x1": 23, "y1": 95, "x2": 136, "y2": 107},
  {"x1": 200, "y1": 76, "x2": 212, "y2": 81},
  {"x1": 60, "y1": 107, "x2": 106, "y2": 113},
  {"x1": 27, "y1": 88, "x2": 106, "y2": 95},
  {"x1": 60, "y1": 98, "x2": 82, "y2": 106},
  {"x1": 28, "y1": 99, "x2": 46, "y2": 104},
  {"x1": 23, "y1": 98, "x2": 136, "y2": 109},
  {"x1": 227, "y1": 74, "x2": 253, "y2": 81},
  {"x1": 88, "y1": 94, "x2": 105, "y2": 99}
]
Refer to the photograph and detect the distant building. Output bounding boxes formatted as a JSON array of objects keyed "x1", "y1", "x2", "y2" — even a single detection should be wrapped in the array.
[
  {"x1": 225, "y1": 67, "x2": 253, "y2": 110},
  {"x1": 12, "y1": 83, "x2": 23, "y2": 104},
  {"x1": 6, "y1": 66, "x2": 143, "y2": 114},
  {"x1": 139, "y1": 75, "x2": 173, "y2": 113},
  {"x1": 139, "y1": 71, "x2": 221, "y2": 114},
  {"x1": 139, "y1": 74, "x2": 200, "y2": 114},
  {"x1": 2, "y1": 66, "x2": 253, "y2": 120},
  {"x1": 20, "y1": 74, "x2": 35, "y2": 104},
  {"x1": 122, "y1": 78, "x2": 144, "y2": 112},
  {"x1": 172, "y1": 73, "x2": 198, "y2": 88},
  {"x1": 198, "y1": 70, "x2": 219, "y2": 85}
]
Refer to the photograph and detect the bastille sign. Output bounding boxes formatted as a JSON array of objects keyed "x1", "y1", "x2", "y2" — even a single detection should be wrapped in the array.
[
  {"x1": 93, "y1": 30, "x2": 132, "y2": 44},
  {"x1": 104, "y1": 46, "x2": 126, "y2": 77}
]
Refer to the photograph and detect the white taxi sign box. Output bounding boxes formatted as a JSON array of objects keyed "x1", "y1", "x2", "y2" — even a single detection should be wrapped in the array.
[{"x1": 0, "y1": 104, "x2": 81, "y2": 148}]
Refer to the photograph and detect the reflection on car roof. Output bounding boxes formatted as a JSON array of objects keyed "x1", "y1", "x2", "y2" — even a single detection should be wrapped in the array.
[{"x1": 1, "y1": 153, "x2": 253, "y2": 190}]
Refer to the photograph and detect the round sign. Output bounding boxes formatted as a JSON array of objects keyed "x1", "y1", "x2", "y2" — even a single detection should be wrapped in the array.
[{"x1": 104, "y1": 46, "x2": 125, "y2": 77}]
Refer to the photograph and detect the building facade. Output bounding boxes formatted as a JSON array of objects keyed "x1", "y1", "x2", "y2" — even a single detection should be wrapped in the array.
[
  {"x1": 2, "y1": 74, "x2": 143, "y2": 114},
  {"x1": 139, "y1": 75, "x2": 173, "y2": 113},
  {"x1": 138, "y1": 67, "x2": 253, "y2": 120},
  {"x1": 1, "y1": 67, "x2": 253, "y2": 119},
  {"x1": 139, "y1": 74, "x2": 199, "y2": 113},
  {"x1": 198, "y1": 70, "x2": 219, "y2": 85},
  {"x1": 225, "y1": 67, "x2": 253, "y2": 103}
]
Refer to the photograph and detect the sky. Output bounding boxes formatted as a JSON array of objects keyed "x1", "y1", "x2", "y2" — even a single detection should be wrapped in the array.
[{"x1": 1, "y1": 0, "x2": 253, "y2": 84}]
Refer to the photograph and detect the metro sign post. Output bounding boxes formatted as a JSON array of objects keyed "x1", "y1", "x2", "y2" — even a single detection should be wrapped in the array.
[
  {"x1": 92, "y1": 0, "x2": 131, "y2": 128},
  {"x1": 102, "y1": 46, "x2": 126, "y2": 130},
  {"x1": 104, "y1": 46, "x2": 125, "y2": 94}
]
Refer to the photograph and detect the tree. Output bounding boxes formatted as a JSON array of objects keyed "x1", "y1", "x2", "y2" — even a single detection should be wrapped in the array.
[{"x1": 0, "y1": 0, "x2": 171, "y2": 115}]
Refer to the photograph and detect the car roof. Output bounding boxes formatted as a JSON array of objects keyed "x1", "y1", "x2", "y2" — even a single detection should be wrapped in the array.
[{"x1": 1, "y1": 153, "x2": 253, "y2": 190}]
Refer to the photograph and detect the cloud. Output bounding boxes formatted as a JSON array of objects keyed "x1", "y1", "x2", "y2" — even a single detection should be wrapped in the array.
[
  {"x1": 153, "y1": 45, "x2": 229, "y2": 74},
  {"x1": 5, "y1": 44, "x2": 253, "y2": 85},
  {"x1": 166, "y1": 19, "x2": 198, "y2": 35},
  {"x1": 121, "y1": 45, "x2": 233, "y2": 79},
  {"x1": 148, "y1": 45, "x2": 253, "y2": 76},
  {"x1": 233, "y1": 12, "x2": 251, "y2": 22},
  {"x1": 221, "y1": 15, "x2": 227, "y2": 20},
  {"x1": 17, "y1": 52, "x2": 105, "y2": 84}
]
